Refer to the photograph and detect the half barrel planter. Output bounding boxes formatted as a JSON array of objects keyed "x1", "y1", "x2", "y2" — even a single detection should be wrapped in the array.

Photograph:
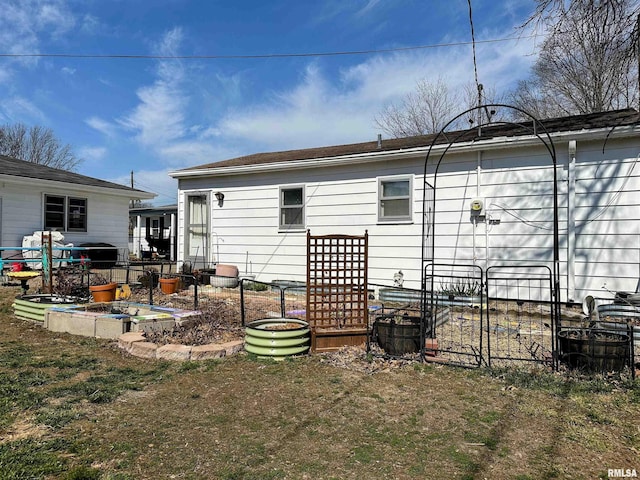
[
  {"x1": 374, "y1": 314, "x2": 422, "y2": 356},
  {"x1": 244, "y1": 318, "x2": 310, "y2": 360}
]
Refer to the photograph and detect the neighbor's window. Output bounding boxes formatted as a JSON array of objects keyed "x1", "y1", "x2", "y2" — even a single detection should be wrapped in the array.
[
  {"x1": 378, "y1": 176, "x2": 413, "y2": 222},
  {"x1": 44, "y1": 195, "x2": 87, "y2": 232},
  {"x1": 279, "y1": 186, "x2": 305, "y2": 230}
]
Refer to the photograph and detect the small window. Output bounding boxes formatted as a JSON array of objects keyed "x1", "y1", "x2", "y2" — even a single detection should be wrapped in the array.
[
  {"x1": 67, "y1": 197, "x2": 87, "y2": 231},
  {"x1": 44, "y1": 195, "x2": 65, "y2": 230},
  {"x1": 279, "y1": 186, "x2": 305, "y2": 230},
  {"x1": 378, "y1": 177, "x2": 413, "y2": 222},
  {"x1": 44, "y1": 195, "x2": 87, "y2": 232}
]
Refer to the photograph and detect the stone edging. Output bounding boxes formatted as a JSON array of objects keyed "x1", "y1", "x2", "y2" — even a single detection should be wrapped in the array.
[{"x1": 118, "y1": 332, "x2": 244, "y2": 361}]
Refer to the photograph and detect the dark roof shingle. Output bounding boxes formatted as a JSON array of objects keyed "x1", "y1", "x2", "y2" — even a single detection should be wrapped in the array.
[{"x1": 0, "y1": 154, "x2": 150, "y2": 195}]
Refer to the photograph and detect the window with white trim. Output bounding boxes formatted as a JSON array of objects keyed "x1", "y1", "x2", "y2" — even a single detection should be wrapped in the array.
[
  {"x1": 378, "y1": 176, "x2": 413, "y2": 222},
  {"x1": 44, "y1": 195, "x2": 87, "y2": 232},
  {"x1": 279, "y1": 186, "x2": 305, "y2": 230}
]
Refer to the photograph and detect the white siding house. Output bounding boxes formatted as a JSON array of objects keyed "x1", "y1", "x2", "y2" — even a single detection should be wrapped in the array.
[
  {"x1": 170, "y1": 109, "x2": 640, "y2": 303},
  {"x1": 0, "y1": 154, "x2": 154, "y2": 259}
]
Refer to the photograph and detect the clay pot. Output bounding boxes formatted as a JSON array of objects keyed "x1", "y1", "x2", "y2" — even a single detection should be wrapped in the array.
[
  {"x1": 159, "y1": 277, "x2": 180, "y2": 294},
  {"x1": 215, "y1": 264, "x2": 239, "y2": 277},
  {"x1": 89, "y1": 282, "x2": 118, "y2": 302}
]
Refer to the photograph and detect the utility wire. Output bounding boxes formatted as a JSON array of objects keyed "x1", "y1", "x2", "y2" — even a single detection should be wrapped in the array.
[
  {"x1": 0, "y1": 34, "x2": 538, "y2": 60},
  {"x1": 467, "y1": 0, "x2": 481, "y2": 93}
]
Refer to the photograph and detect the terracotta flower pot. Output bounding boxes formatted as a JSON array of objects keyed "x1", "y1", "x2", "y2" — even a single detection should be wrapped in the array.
[
  {"x1": 159, "y1": 277, "x2": 180, "y2": 294},
  {"x1": 89, "y1": 282, "x2": 118, "y2": 302}
]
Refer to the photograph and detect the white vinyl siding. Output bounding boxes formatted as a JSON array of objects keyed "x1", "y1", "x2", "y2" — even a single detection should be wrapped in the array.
[{"x1": 175, "y1": 136, "x2": 640, "y2": 302}]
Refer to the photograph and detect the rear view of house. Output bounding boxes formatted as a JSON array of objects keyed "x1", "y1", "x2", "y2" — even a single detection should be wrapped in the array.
[{"x1": 170, "y1": 109, "x2": 640, "y2": 303}]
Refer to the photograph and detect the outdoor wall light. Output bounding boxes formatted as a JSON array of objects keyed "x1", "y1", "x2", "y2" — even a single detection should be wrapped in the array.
[{"x1": 215, "y1": 191, "x2": 224, "y2": 207}]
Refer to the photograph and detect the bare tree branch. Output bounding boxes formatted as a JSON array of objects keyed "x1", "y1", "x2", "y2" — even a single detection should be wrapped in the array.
[
  {"x1": 512, "y1": 0, "x2": 639, "y2": 119},
  {"x1": 374, "y1": 78, "x2": 505, "y2": 138},
  {"x1": 0, "y1": 123, "x2": 82, "y2": 171}
]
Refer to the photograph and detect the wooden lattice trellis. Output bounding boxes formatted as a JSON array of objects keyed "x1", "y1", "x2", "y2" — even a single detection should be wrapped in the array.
[{"x1": 306, "y1": 231, "x2": 368, "y2": 352}]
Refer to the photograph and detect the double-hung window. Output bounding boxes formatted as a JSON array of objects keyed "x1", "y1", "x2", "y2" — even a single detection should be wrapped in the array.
[
  {"x1": 279, "y1": 185, "x2": 305, "y2": 230},
  {"x1": 378, "y1": 176, "x2": 413, "y2": 223},
  {"x1": 44, "y1": 195, "x2": 87, "y2": 232}
]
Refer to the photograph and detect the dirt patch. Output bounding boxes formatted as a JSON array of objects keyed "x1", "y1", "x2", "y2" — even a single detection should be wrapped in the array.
[{"x1": 0, "y1": 417, "x2": 48, "y2": 443}]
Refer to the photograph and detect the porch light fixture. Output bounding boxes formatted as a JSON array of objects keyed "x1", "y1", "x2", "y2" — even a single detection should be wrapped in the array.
[{"x1": 215, "y1": 191, "x2": 224, "y2": 207}]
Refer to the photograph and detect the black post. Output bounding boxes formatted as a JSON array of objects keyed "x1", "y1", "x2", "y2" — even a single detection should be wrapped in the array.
[
  {"x1": 193, "y1": 277, "x2": 198, "y2": 309},
  {"x1": 148, "y1": 271, "x2": 154, "y2": 305},
  {"x1": 240, "y1": 278, "x2": 245, "y2": 326}
]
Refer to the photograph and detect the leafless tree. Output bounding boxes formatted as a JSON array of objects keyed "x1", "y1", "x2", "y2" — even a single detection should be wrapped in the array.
[
  {"x1": 0, "y1": 123, "x2": 81, "y2": 171},
  {"x1": 374, "y1": 78, "x2": 463, "y2": 137},
  {"x1": 513, "y1": 0, "x2": 639, "y2": 118},
  {"x1": 375, "y1": 78, "x2": 505, "y2": 138}
]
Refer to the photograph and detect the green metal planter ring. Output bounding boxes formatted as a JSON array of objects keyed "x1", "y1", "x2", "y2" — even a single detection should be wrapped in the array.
[{"x1": 244, "y1": 318, "x2": 310, "y2": 359}]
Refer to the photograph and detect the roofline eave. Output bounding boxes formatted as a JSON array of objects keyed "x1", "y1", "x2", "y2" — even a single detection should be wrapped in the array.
[
  {"x1": 0, "y1": 174, "x2": 156, "y2": 200},
  {"x1": 170, "y1": 125, "x2": 640, "y2": 179}
]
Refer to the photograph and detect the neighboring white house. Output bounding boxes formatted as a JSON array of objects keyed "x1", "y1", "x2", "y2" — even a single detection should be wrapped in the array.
[
  {"x1": 0, "y1": 154, "x2": 154, "y2": 260},
  {"x1": 170, "y1": 109, "x2": 640, "y2": 302},
  {"x1": 129, "y1": 204, "x2": 177, "y2": 261}
]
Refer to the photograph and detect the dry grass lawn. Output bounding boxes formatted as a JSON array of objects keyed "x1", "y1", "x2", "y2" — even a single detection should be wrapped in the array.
[{"x1": 0, "y1": 285, "x2": 638, "y2": 479}]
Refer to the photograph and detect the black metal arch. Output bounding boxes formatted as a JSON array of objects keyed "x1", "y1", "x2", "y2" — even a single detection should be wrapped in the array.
[{"x1": 420, "y1": 104, "x2": 561, "y2": 366}]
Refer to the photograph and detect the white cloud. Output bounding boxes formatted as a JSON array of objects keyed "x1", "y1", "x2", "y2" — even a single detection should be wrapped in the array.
[
  {"x1": 214, "y1": 29, "x2": 539, "y2": 151},
  {"x1": 0, "y1": 0, "x2": 75, "y2": 55},
  {"x1": 0, "y1": 95, "x2": 47, "y2": 123},
  {"x1": 61, "y1": 66, "x2": 75, "y2": 75},
  {"x1": 78, "y1": 146, "x2": 107, "y2": 162},
  {"x1": 159, "y1": 141, "x2": 241, "y2": 168},
  {"x1": 356, "y1": 0, "x2": 383, "y2": 17},
  {"x1": 119, "y1": 28, "x2": 187, "y2": 147},
  {"x1": 118, "y1": 27, "x2": 229, "y2": 169},
  {"x1": 86, "y1": 116, "x2": 118, "y2": 137}
]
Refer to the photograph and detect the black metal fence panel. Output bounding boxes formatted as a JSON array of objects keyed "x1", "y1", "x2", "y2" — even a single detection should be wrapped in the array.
[
  {"x1": 239, "y1": 279, "x2": 286, "y2": 326},
  {"x1": 485, "y1": 265, "x2": 555, "y2": 368},
  {"x1": 423, "y1": 264, "x2": 484, "y2": 368}
]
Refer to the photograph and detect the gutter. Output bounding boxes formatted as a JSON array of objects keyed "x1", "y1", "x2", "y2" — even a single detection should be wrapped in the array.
[{"x1": 170, "y1": 125, "x2": 640, "y2": 179}]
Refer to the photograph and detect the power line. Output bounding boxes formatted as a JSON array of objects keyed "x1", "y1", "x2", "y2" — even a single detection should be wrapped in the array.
[
  {"x1": 0, "y1": 35, "x2": 538, "y2": 60},
  {"x1": 467, "y1": 0, "x2": 481, "y2": 93}
]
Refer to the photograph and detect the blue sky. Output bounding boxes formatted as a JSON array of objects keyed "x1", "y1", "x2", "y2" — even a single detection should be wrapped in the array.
[{"x1": 0, "y1": 0, "x2": 540, "y2": 205}]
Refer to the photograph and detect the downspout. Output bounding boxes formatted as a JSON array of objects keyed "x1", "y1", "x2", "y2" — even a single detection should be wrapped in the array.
[{"x1": 567, "y1": 140, "x2": 577, "y2": 303}]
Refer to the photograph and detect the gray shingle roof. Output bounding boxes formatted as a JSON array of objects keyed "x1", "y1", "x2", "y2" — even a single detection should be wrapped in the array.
[
  {"x1": 0, "y1": 154, "x2": 151, "y2": 196},
  {"x1": 178, "y1": 108, "x2": 640, "y2": 172}
]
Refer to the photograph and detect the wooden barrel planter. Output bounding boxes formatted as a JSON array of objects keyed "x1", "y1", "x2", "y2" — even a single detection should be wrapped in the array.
[
  {"x1": 244, "y1": 318, "x2": 310, "y2": 360},
  {"x1": 374, "y1": 314, "x2": 422, "y2": 356},
  {"x1": 558, "y1": 328, "x2": 630, "y2": 372}
]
